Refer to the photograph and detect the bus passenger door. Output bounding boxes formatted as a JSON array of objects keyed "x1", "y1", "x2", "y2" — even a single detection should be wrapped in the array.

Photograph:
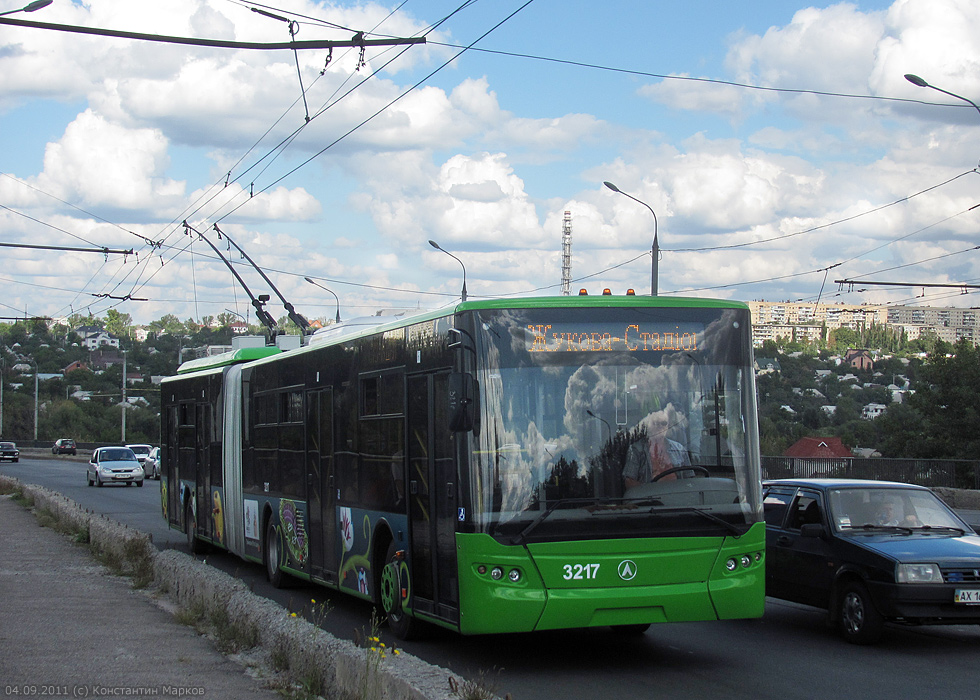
[
  {"x1": 307, "y1": 388, "x2": 337, "y2": 582},
  {"x1": 407, "y1": 372, "x2": 459, "y2": 625},
  {"x1": 195, "y1": 402, "x2": 211, "y2": 540}
]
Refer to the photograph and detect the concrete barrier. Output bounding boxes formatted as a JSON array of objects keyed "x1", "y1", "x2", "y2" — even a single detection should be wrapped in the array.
[
  {"x1": 933, "y1": 487, "x2": 980, "y2": 510},
  {"x1": 0, "y1": 475, "x2": 474, "y2": 700}
]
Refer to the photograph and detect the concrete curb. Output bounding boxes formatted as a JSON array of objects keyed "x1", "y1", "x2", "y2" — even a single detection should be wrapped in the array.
[{"x1": 0, "y1": 475, "x2": 469, "y2": 700}]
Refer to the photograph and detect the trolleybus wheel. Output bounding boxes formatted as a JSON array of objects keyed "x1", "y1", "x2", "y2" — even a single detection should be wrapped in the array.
[
  {"x1": 185, "y1": 500, "x2": 205, "y2": 554},
  {"x1": 611, "y1": 623, "x2": 651, "y2": 635},
  {"x1": 381, "y1": 541, "x2": 417, "y2": 640},
  {"x1": 265, "y1": 517, "x2": 286, "y2": 588}
]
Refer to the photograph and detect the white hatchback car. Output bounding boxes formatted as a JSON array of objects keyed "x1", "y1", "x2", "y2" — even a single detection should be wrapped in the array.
[
  {"x1": 87, "y1": 447, "x2": 144, "y2": 487},
  {"x1": 126, "y1": 443, "x2": 153, "y2": 469}
]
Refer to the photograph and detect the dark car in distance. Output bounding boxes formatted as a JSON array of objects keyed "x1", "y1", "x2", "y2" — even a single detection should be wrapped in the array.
[
  {"x1": 764, "y1": 478, "x2": 980, "y2": 644},
  {"x1": 52, "y1": 438, "x2": 77, "y2": 455},
  {"x1": 0, "y1": 441, "x2": 19, "y2": 462}
]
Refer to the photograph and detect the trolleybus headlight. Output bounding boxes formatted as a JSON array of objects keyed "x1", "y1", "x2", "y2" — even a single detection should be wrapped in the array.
[
  {"x1": 740, "y1": 555, "x2": 752, "y2": 568},
  {"x1": 725, "y1": 558, "x2": 738, "y2": 572},
  {"x1": 508, "y1": 568, "x2": 522, "y2": 582},
  {"x1": 477, "y1": 565, "x2": 487, "y2": 575},
  {"x1": 754, "y1": 552, "x2": 763, "y2": 562},
  {"x1": 490, "y1": 566, "x2": 504, "y2": 580}
]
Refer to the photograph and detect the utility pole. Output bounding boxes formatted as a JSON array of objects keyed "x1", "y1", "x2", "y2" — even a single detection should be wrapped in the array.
[
  {"x1": 561, "y1": 211, "x2": 572, "y2": 296},
  {"x1": 121, "y1": 350, "x2": 127, "y2": 443}
]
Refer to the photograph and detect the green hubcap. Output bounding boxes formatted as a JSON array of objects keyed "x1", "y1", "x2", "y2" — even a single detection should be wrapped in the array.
[{"x1": 380, "y1": 562, "x2": 399, "y2": 614}]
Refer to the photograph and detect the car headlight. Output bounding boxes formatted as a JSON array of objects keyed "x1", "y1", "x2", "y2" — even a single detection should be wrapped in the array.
[{"x1": 896, "y1": 563, "x2": 943, "y2": 584}]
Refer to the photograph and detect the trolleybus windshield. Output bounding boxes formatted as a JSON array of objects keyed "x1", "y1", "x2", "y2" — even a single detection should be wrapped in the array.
[{"x1": 467, "y1": 305, "x2": 762, "y2": 543}]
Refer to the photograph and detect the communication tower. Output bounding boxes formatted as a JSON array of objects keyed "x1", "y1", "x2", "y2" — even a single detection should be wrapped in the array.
[{"x1": 561, "y1": 210, "x2": 572, "y2": 296}]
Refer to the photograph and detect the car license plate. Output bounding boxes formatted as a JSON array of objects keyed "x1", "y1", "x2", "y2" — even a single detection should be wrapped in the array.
[{"x1": 954, "y1": 589, "x2": 980, "y2": 604}]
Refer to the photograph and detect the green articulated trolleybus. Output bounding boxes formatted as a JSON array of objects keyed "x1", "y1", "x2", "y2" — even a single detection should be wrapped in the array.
[{"x1": 161, "y1": 293, "x2": 765, "y2": 638}]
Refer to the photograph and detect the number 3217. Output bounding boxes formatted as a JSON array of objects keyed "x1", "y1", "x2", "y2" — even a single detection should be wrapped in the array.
[{"x1": 563, "y1": 563, "x2": 600, "y2": 580}]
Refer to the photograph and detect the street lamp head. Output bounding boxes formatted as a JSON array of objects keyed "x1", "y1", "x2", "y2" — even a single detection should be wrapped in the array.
[
  {"x1": 902, "y1": 71, "x2": 980, "y2": 119},
  {"x1": 603, "y1": 181, "x2": 621, "y2": 194},
  {"x1": 428, "y1": 239, "x2": 442, "y2": 251},
  {"x1": 0, "y1": 0, "x2": 51, "y2": 15}
]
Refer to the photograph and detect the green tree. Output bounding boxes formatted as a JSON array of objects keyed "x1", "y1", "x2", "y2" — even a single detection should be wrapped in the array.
[
  {"x1": 896, "y1": 339, "x2": 980, "y2": 459},
  {"x1": 873, "y1": 340, "x2": 980, "y2": 459},
  {"x1": 104, "y1": 309, "x2": 132, "y2": 337},
  {"x1": 829, "y1": 327, "x2": 861, "y2": 353},
  {"x1": 876, "y1": 402, "x2": 926, "y2": 458}
]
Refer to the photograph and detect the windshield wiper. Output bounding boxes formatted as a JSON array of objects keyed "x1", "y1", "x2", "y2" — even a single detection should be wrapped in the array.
[
  {"x1": 849, "y1": 523, "x2": 913, "y2": 535},
  {"x1": 908, "y1": 525, "x2": 966, "y2": 535},
  {"x1": 510, "y1": 498, "x2": 597, "y2": 545},
  {"x1": 586, "y1": 502, "x2": 749, "y2": 537},
  {"x1": 673, "y1": 507, "x2": 750, "y2": 537}
]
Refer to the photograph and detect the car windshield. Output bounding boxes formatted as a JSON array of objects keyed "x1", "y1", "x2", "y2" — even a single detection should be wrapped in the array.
[
  {"x1": 828, "y1": 487, "x2": 966, "y2": 532},
  {"x1": 128, "y1": 446, "x2": 150, "y2": 455},
  {"x1": 100, "y1": 448, "x2": 137, "y2": 462}
]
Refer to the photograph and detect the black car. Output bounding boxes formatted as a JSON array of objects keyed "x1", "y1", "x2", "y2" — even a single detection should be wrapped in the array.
[
  {"x1": 52, "y1": 438, "x2": 77, "y2": 455},
  {"x1": 764, "y1": 478, "x2": 980, "y2": 644},
  {"x1": 0, "y1": 441, "x2": 19, "y2": 462}
]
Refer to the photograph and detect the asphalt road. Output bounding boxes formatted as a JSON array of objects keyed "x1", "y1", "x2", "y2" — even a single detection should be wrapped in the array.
[{"x1": 4, "y1": 455, "x2": 980, "y2": 700}]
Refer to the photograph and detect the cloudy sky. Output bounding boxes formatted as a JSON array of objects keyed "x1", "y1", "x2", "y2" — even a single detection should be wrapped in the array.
[{"x1": 1, "y1": 0, "x2": 979, "y2": 327}]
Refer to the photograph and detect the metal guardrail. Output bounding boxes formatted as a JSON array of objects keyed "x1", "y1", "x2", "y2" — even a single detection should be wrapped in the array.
[{"x1": 762, "y1": 456, "x2": 980, "y2": 490}]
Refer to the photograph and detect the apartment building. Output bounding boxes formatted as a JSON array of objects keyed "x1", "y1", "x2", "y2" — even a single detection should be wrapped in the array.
[{"x1": 746, "y1": 301, "x2": 979, "y2": 347}]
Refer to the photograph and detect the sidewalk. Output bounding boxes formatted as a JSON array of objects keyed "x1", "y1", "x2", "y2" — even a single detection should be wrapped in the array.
[{"x1": 0, "y1": 494, "x2": 281, "y2": 698}]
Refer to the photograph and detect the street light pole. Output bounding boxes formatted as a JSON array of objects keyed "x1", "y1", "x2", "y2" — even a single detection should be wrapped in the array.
[
  {"x1": 905, "y1": 73, "x2": 980, "y2": 119},
  {"x1": 428, "y1": 240, "x2": 468, "y2": 302},
  {"x1": 604, "y1": 181, "x2": 659, "y2": 296},
  {"x1": 21, "y1": 356, "x2": 39, "y2": 444},
  {"x1": 303, "y1": 278, "x2": 342, "y2": 323}
]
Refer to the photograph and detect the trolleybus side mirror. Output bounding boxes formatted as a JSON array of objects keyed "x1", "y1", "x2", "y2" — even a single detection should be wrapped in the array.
[
  {"x1": 448, "y1": 372, "x2": 479, "y2": 434},
  {"x1": 448, "y1": 327, "x2": 477, "y2": 355},
  {"x1": 448, "y1": 327, "x2": 463, "y2": 349}
]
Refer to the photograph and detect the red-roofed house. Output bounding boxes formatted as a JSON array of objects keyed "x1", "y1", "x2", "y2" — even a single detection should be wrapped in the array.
[{"x1": 783, "y1": 436, "x2": 853, "y2": 459}]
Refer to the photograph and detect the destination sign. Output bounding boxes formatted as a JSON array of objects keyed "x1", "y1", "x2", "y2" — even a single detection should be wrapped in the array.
[{"x1": 525, "y1": 323, "x2": 702, "y2": 353}]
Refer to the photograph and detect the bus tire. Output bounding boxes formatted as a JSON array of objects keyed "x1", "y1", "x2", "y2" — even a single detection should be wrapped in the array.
[
  {"x1": 611, "y1": 623, "x2": 651, "y2": 635},
  {"x1": 381, "y1": 541, "x2": 417, "y2": 640},
  {"x1": 265, "y1": 517, "x2": 286, "y2": 588},
  {"x1": 185, "y1": 500, "x2": 204, "y2": 555}
]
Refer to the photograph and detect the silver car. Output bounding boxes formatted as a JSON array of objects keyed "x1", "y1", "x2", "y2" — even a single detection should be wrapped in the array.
[
  {"x1": 144, "y1": 446, "x2": 161, "y2": 480},
  {"x1": 87, "y1": 447, "x2": 144, "y2": 487}
]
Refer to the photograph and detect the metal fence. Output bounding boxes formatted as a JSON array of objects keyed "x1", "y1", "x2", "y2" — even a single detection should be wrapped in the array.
[{"x1": 761, "y1": 456, "x2": 980, "y2": 491}]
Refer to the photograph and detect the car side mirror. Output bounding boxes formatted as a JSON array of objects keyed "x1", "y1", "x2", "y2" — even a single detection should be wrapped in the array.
[{"x1": 800, "y1": 523, "x2": 825, "y2": 539}]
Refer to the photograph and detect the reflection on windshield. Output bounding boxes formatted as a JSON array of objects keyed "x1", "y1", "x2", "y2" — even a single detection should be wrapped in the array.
[
  {"x1": 829, "y1": 488, "x2": 967, "y2": 532},
  {"x1": 467, "y1": 306, "x2": 762, "y2": 541}
]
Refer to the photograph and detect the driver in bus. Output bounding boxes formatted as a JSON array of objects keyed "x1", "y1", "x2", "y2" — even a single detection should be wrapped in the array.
[{"x1": 622, "y1": 407, "x2": 691, "y2": 489}]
